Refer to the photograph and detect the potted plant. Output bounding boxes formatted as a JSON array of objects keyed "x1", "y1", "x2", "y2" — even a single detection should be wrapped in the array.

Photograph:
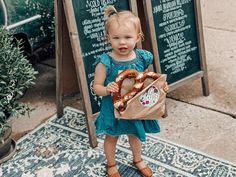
[{"x1": 0, "y1": 27, "x2": 38, "y2": 162}]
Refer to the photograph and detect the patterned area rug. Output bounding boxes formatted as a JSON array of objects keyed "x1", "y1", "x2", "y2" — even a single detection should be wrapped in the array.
[{"x1": 0, "y1": 107, "x2": 235, "y2": 177}]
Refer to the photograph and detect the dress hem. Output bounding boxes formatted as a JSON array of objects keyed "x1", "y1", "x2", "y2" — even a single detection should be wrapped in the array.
[{"x1": 96, "y1": 130, "x2": 160, "y2": 142}]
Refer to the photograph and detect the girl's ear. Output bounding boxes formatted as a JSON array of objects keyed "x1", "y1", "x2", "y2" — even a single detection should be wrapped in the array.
[{"x1": 136, "y1": 33, "x2": 142, "y2": 43}]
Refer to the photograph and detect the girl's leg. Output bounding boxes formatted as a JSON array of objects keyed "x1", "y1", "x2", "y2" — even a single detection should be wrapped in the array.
[
  {"x1": 128, "y1": 135, "x2": 148, "y2": 169},
  {"x1": 104, "y1": 135, "x2": 119, "y2": 174},
  {"x1": 128, "y1": 135, "x2": 153, "y2": 176}
]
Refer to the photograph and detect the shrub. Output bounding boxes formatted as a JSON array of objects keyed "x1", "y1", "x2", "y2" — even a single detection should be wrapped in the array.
[{"x1": 0, "y1": 27, "x2": 38, "y2": 138}]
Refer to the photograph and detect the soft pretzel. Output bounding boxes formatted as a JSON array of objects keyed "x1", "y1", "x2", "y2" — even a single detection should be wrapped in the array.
[
  {"x1": 112, "y1": 69, "x2": 161, "y2": 112},
  {"x1": 112, "y1": 69, "x2": 139, "y2": 111}
]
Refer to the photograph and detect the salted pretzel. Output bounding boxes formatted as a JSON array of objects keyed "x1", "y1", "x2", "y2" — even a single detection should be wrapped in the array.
[{"x1": 112, "y1": 69, "x2": 161, "y2": 112}]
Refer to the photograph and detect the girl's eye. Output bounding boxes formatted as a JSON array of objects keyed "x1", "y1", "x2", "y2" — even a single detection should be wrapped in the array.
[
  {"x1": 113, "y1": 37, "x2": 119, "y2": 39},
  {"x1": 125, "y1": 36, "x2": 132, "y2": 39}
]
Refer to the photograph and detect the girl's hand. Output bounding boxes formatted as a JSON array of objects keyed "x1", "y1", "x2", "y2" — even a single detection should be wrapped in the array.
[
  {"x1": 163, "y1": 82, "x2": 169, "y2": 93},
  {"x1": 106, "y1": 82, "x2": 119, "y2": 94}
]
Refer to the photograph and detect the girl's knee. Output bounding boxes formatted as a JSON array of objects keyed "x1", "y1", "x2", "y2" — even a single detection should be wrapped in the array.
[
  {"x1": 128, "y1": 135, "x2": 139, "y2": 142},
  {"x1": 105, "y1": 135, "x2": 119, "y2": 143}
]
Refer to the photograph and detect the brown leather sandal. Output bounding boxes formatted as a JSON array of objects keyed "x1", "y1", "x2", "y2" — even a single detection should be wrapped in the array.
[
  {"x1": 133, "y1": 159, "x2": 153, "y2": 177},
  {"x1": 107, "y1": 164, "x2": 121, "y2": 177}
]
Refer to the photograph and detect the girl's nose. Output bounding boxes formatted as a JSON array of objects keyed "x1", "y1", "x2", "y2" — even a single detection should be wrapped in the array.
[{"x1": 119, "y1": 38, "x2": 126, "y2": 44}]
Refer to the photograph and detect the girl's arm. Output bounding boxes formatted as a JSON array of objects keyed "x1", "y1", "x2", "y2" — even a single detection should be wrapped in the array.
[{"x1": 93, "y1": 63, "x2": 118, "y2": 96}]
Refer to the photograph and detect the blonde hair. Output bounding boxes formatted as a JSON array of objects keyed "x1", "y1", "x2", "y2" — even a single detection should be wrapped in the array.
[{"x1": 104, "y1": 5, "x2": 144, "y2": 40}]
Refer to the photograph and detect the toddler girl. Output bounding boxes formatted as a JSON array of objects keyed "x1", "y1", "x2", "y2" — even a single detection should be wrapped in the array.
[{"x1": 93, "y1": 5, "x2": 168, "y2": 177}]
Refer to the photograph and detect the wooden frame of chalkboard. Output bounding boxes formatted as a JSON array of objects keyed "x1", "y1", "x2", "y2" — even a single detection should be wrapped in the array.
[
  {"x1": 142, "y1": 0, "x2": 209, "y2": 95},
  {"x1": 55, "y1": 0, "x2": 139, "y2": 148}
]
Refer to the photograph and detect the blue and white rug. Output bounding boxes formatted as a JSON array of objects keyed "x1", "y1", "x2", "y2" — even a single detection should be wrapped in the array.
[{"x1": 0, "y1": 107, "x2": 235, "y2": 177}]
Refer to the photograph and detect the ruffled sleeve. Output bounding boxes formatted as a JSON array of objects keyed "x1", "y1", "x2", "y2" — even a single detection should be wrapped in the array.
[
  {"x1": 136, "y1": 49, "x2": 153, "y2": 69},
  {"x1": 94, "y1": 53, "x2": 111, "y2": 75}
]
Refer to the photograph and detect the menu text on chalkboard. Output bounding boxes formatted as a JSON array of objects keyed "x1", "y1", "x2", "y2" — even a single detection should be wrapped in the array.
[{"x1": 150, "y1": 0, "x2": 201, "y2": 84}]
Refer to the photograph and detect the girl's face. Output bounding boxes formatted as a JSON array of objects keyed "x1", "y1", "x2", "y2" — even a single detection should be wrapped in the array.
[{"x1": 107, "y1": 22, "x2": 140, "y2": 59}]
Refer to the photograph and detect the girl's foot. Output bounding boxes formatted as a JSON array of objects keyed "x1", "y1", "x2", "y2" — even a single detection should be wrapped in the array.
[
  {"x1": 133, "y1": 159, "x2": 153, "y2": 177},
  {"x1": 107, "y1": 164, "x2": 121, "y2": 177}
]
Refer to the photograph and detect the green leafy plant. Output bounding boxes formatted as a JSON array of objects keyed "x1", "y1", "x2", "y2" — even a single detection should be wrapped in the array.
[{"x1": 0, "y1": 27, "x2": 38, "y2": 139}]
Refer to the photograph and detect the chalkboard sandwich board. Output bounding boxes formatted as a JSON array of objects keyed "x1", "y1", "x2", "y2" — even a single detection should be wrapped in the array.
[{"x1": 55, "y1": 0, "x2": 138, "y2": 147}]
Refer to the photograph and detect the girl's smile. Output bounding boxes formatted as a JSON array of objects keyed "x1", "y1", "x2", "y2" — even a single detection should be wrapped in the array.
[{"x1": 118, "y1": 47, "x2": 128, "y2": 53}]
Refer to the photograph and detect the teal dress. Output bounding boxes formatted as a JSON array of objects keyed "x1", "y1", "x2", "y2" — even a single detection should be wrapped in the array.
[{"x1": 95, "y1": 49, "x2": 160, "y2": 142}]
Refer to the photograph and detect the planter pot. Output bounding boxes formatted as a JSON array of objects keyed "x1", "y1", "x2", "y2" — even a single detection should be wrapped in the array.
[
  {"x1": 0, "y1": 126, "x2": 16, "y2": 164},
  {"x1": 0, "y1": 127, "x2": 12, "y2": 158}
]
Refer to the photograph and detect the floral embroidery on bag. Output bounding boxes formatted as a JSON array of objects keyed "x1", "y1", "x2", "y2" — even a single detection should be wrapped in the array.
[{"x1": 139, "y1": 86, "x2": 160, "y2": 107}]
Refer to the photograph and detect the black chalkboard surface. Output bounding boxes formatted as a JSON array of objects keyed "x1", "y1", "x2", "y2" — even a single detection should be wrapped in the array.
[
  {"x1": 72, "y1": 1, "x2": 130, "y2": 114},
  {"x1": 150, "y1": 0, "x2": 201, "y2": 84}
]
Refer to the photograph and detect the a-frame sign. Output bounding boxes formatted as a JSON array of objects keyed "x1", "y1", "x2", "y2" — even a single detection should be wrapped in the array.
[{"x1": 55, "y1": 0, "x2": 139, "y2": 148}]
